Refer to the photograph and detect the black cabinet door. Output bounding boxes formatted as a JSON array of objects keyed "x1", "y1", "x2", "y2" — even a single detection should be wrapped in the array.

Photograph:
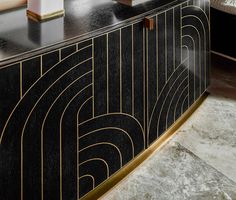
[
  {"x1": 0, "y1": 40, "x2": 94, "y2": 200},
  {"x1": 147, "y1": 0, "x2": 210, "y2": 146},
  {"x1": 78, "y1": 22, "x2": 146, "y2": 198}
]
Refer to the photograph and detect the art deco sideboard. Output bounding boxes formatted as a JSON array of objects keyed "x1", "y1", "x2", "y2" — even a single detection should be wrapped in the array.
[{"x1": 0, "y1": 0, "x2": 210, "y2": 199}]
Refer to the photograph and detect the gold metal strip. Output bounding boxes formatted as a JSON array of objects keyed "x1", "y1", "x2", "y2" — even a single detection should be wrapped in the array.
[
  {"x1": 81, "y1": 91, "x2": 209, "y2": 200},
  {"x1": 26, "y1": 10, "x2": 65, "y2": 22}
]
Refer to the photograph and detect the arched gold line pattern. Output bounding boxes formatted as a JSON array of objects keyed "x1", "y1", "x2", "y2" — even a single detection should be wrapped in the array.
[
  {"x1": 20, "y1": 59, "x2": 92, "y2": 200},
  {"x1": 77, "y1": 113, "x2": 145, "y2": 144},
  {"x1": 79, "y1": 142, "x2": 123, "y2": 168},
  {"x1": 184, "y1": 5, "x2": 210, "y2": 24},
  {"x1": 182, "y1": 93, "x2": 189, "y2": 113},
  {"x1": 148, "y1": 57, "x2": 188, "y2": 131},
  {"x1": 175, "y1": 85, "x2": 189, "y2": 120},
  {"x1": 78, "y1": 175, "x2": 95, "y2": 189},
  {"x1": 182, "y1": 44, "x2": 190, "y2": 110},
  {"x1": 182, "y1": 14, "x2": 208, "y2": 89},
  {"x1": 77, "y1": 96, "x2": 93, "y2": 199},
  {"x1": 155, "y1": 66, "x2": 188, "y2": 137},
  {"x1": 59, "y1": 84, "x2": 92, "y2": 200},
  {"x1": 182, "y1": 35, "x2": 196, "y2": 99},
  {"x1": 165, "y1": 76, "x2": 188, "y2": 129},
  {"x1": 40, "y1": 71, "x2": 92, "y2": 200},
  {"x1": 0, "y1": 57, "x2": 92, "y2": 144},
  {"x1": 182, "y1": 24, "x2": 202, "y2": 91},
  {"x1": 78, "y1": 127, "x2": 135, "y2": 158},
  {"x1": 76, "y1": 95, "x2": 94, "y2": 199},
  {"x1": 79, "y1": 158, "x2": 110, "y2": 178}
]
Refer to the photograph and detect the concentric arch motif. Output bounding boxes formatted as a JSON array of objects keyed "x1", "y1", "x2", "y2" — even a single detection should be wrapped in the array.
[{"x1": 147, "y1": 0, "x2": 210, "y2": 146}]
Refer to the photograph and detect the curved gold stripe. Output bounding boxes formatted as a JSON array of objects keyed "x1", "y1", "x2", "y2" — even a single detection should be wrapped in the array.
[
  {"x1": 182, "y1": 14, "x2": 207, "y2": 89},
  {"x1": 39, "y1": 71, "x2": 92, "y2": 200},
  {"x1": 79, "y1": 142, "x2": 123, "y2": 168},
  {"x1": 174, "y1": 85, "x2": 189, "y2": 122},
  {"x1": 181, "y1": 94, "x2": 189, "y2": 113},
  {"x1": 59, "y1": 84, "x2": 92, "y2": 200},
  {"x1": 181, "y1": 34, "x2": 196, "y2": 99},
  {"x1": 183, "y1": 5, "x2": 210, "y2": 24},
  {"x1": 148, "y1": 57, "x2": 188, "y2": 131},
  {"x1": 79, "y1": 174, "x2": 95, "y2": 189},
  {"x1": 20, "y1": 67, "x2": 92, "y2": 200},
  {"x1": 165, "y1": 77, "x2": 188, "y2": 129},
  {"x1": 0, "y1": 57, "x2": 92, "y2": 144},
  {"x1": 182, "y1": 24, "x2": 202, "y2": 90},
  {"x1": 79, "y1": 158, "x2": 109, "y2": 178},
  {"x1": 155, "y1": 67, "x2": 188, "y2": 138},
  {"x1": 78, "y1": 127, "x2": 135, "y2": 158},
  {"x1": 78, "y1": 113, "x2": 145, "y2": 148},
  {"x1": 77, "y1": 96, "x2": 93, "y2": 199}
]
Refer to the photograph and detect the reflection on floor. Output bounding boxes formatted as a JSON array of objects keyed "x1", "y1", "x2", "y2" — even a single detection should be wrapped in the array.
[{"x1": 100, "y1": 53, "x2": 236, "y2": 200}]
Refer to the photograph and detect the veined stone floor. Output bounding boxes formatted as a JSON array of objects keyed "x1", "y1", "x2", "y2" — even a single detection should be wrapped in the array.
[{"x1": 100, "y1": 54, "x2": 236, "y2": 200}]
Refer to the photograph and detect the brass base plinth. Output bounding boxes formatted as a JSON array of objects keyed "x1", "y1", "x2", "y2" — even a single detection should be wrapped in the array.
[
  {"x1": 27, "y1": 9, "x2": 65, "y2": 22},
  {"x1": 81, "y1": 92, "x2": 209, "y2": 200}
]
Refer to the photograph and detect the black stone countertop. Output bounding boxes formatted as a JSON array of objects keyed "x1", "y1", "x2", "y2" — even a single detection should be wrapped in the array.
[{"x1": 0, "y1": 0, "x2": 184, "y2": 66}]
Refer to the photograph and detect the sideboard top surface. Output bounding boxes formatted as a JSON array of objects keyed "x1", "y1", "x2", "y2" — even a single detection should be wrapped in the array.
[{"x1": 0, "y1": 0, "x2": 185, "y2": 66}]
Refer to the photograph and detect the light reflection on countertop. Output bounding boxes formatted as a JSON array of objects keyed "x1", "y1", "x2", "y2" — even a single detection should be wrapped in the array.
[{"x1": 0, "y1": 0, "x2": 181, "y2": 65}]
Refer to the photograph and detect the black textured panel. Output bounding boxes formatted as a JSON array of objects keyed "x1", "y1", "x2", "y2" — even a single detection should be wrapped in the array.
[
  {"x1": 94, "y1": 35, "x2": 108, "y2": 116},
  {"x1": 61, "y1": 44, "x2": 77, "y2": 59},
  {"x1": 147, "y1": 16, "x2": 157, "y2": 124},
  {"x1": 121, "y1": 26, "x2": 132, "y2": 115},
  {"x1": 133, "y1": 22, "x2": 145, "y2": 127},
  {"x1": 108, "y1": 30, "x2": 120, "y2": 113},
  {"x1": 166, "y1": 8, "x2": 174, "y2": 79},
  {"x1": 0, "y1": 63, "x2": 20, "y2": 200},
  {"x1": 78, "y1": 39, "x2": 92, "y2": 50},
  {"x1": 42, "y1": 50, "x2": 60, "y2": 74},
  {"x1": 22, "y1": 57, "x2": 41, "y2": 94},
  {"x1": 157, "y1": 12, "x2": 166, "y2": 94},
  {"x1": 174, "y1": 6, "x2": 181, "y2": 69}
]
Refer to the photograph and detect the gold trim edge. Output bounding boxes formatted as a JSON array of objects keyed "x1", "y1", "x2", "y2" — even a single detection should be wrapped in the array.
[
  {"x1": 26, "y1": 10, "x2": 65, "y2": 22},
  {"x1": 81, "y1": 91, "x2": 209, "y2": 200}
]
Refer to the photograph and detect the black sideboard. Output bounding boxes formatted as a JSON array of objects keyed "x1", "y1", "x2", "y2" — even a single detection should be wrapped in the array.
[{"x1": 0, "y1": 0, "x2": 210, "y2": 199}]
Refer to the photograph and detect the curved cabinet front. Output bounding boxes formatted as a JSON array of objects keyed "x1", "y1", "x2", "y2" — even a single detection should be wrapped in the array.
[{"x1": 0, "y1": 0, "x2": 210, "y2": 199}]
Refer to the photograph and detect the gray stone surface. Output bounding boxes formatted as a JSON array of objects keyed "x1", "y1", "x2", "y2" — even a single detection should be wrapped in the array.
[
  {"x1": 173, "y1": 95, "x2": 236, "y2": 182},
  {"x1": 100, "y1": 142, "x2": 236, "y2": 200}
]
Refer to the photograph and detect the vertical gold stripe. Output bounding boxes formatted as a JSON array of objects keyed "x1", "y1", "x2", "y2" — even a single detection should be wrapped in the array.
[
  {"x1": 165, "y1": 12, "x2": 167, "y2": 82},
  {"x1": 40, "y1": 56, "x2": 43, "y2": 77},
  {"x1": 173, "y1": 8, "x2": 175, "y2": 69},
  {"x1": 21, "y1": 126, "x2": 23, "y2": 200},
  {"x1": 131, "y1": 25, "x2": 134, "y2": 116},
  {"x1": 41, "y1": 120, "x2": 44, "y2": 200},
  {"x1": 146, "y1": 27, "x2": 149, "y2": 146},
  {"x1": 60, "y1": 115, "x2": 62, "y2": 200},
  {"x1": 59, "y1": 50, "x2": 62, "y2": 62},
  {"x1": 20, "y1": 62, "x2": 23, "y2": 98},
  {"x1": 143, "y1": 24, "x2": 146, "y2": 147},
  {"x1": 120, "y1": 29, "x2": 122, "y2": 113},
  {"x1": 107, "y1": 34, "x2": 109, "y2": 114},
  {"x1": 156, "y1": 15, "x2": 158, "y2": 97},
  {"x1": 180, "y1": 5, "x2": 182, "y2": 62},
  {"x1": 92, "y1": 39, "x2": 95, "y2": 117}
]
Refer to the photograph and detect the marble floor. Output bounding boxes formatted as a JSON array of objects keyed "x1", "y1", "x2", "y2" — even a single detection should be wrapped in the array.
[{"x1": 100, "y1": 54, "x2": 236, "y2": 200}]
